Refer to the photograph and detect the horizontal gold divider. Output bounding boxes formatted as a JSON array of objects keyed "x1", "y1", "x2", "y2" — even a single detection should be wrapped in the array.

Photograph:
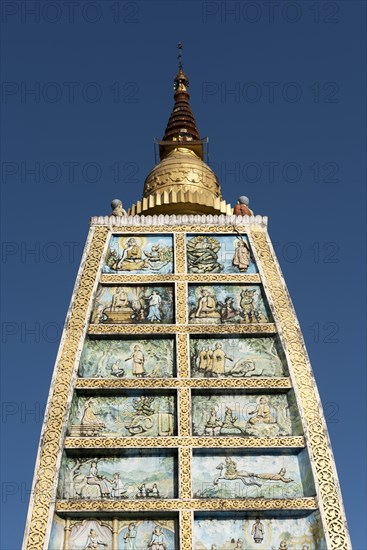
[
  {"x1": 106, "y1": 225, "x2": 254, "y2": 234},
  {"x1": 88, "y1": 323, "x2": 277, "y2": 335},
  {"x1": 100, "y1": 274, "x2": 261, "y2": 284},
  {"x1": 55, "y1": 497, "x2": 317, "y2": 513},
  {"x1": 75, "y1": 377, "x2": 292, "y2": 390},
  {"x1": 64, "y1": 436, "x2": 305, "y2": 449}
]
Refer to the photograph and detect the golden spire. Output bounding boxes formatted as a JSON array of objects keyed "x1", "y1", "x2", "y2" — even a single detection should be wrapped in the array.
[
  {"x1": 160, "y1": 44, "x2": 203, "y2": 161},
  {"x1": 129, "y1": 45, "x2": 232, "y2": 216}
]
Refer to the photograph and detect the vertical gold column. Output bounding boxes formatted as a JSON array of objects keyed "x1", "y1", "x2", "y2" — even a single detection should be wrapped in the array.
[
  {"x1": 177, "y1": 333, "x2": 189, "y2": 378},
  {"x1": 250, "y1": 227, "x2": 351, "y2": 550},
  {"x1": 112, "y1": 517, "x2": 118, "y2": 550},
  {"x1": 62, "y1": 518, "x2": 71, "y2": 550},
  {"x1": 180, "y1": 511, "x2": 193, "y2": 550},
  {"x1": 25, "y1": 227, "x2": 109, "y2": 550},
  {"x1": 176, "y1": 231, "x2": 192, "y2": 549},
  {"x1": 176, "y1": 282, "x2": 187, "y2": 325},
  {"x1": 174, "y1": 232, "x2": 186, "y2": 273},
  {"x1": 178, "y1": 387, "x2": 190, "y2": 436},
  {"x1": 179, "y1": 447, "x2": 192, "y2": 499}
]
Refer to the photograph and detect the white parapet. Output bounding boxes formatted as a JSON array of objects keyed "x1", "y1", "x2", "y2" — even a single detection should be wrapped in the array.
[{"x1": 90, "y1": 214, "x2": 268, "y2": 227}]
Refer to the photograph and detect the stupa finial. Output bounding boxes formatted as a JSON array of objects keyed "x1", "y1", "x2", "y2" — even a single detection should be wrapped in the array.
[
  {"x1": 160, "y1": 44, "x2": 202, "y2": 159},
  {"x1": 128, "y1": 47, "x2": 233, "y2": 216}
]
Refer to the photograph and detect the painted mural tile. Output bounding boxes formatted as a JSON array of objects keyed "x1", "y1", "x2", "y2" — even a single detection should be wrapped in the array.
[
  {"x1": 68, "y1": 392, "x2": 177, "y2": 437},
  {"x1": 57, "y1": 451, "x2": 177, "y2": 501},
  {"x1": 193, "y1": 511, "x2": 326, "y2": 550},
  {"x1": 117, "y1": 518, "x2": 177, "y2": 549},
  {"x1": 49, "y1": 517, "x2": 112, "y2": 550},
  {"x1": 91, "y1": 285, "x2": 174, "y2": 324},
  {"x1": 186, "y1": 234, "x2": 257, "y2": 274},
  {"x1": 188, "y1": 285, "x2": 271, "y2": 325},
  {"x1": 191, "y1": 391, "x2": 302, "y2": 437},
  {"x1": 78, "y1": 337, "x2": 176, "y2": 379},
  {"x1": 103, "y1": 234, "x2": 174, "y2": 274},
  {"x1": 192, "y1": 449, "x2": 315, "y2": 499},
  {"x1": 190, "y1": 336, "x2": 287, "y2": 378},
  {"x1": 49, "y1": 515, "x2": 178, "y2": 549}
]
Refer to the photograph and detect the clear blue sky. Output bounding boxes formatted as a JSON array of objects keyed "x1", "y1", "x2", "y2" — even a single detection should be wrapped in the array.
[{"x1": 1, "y1": 1, "x2": 366, "y2": 548}]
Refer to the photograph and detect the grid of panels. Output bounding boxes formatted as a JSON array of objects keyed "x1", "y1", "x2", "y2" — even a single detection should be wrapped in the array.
[{"x1": 54, "y1": 229, "x2": 318, "y2": 549}]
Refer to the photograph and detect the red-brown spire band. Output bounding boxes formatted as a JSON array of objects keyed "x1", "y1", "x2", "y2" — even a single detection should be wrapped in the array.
[
  {"x1": 162, "y1": 69, "x2": 201, "y2": 142},
  {"x1": 159, "y1": 68, "x2": 204, "y2": 160}
]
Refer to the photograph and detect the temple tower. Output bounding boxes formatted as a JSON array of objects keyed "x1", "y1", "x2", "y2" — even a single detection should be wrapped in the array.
[{"x1": 23, "y1": 56, "x2": 350, "y2": 550}]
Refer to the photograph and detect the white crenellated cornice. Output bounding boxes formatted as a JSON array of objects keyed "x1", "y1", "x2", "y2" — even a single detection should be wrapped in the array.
[{"x1": 90, "y1": 214, "x2": 268, "y2": 227}]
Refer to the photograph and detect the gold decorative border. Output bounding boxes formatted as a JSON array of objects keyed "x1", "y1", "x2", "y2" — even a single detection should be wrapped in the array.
[
  {"x1": 180, "y1": 511, "x2": 193, "y2": 550},
  {"x1": 88, "y1": 323, "x2": 277, "y2": 335},
  {"x1": 55, "y1": 497, "x2": 317, "y2": 513},
  {"x1": 64, "y1": 436, "x2": 305, "y2": 449},
  {"x1": 249, "y1": 227, "x2": 351, "y2": 549},
  {"x1": 110, "y1": 225, "x2": 251, "y2": 234},
  {"x1": 100, "y1": 274, "x2": 261, "y2": 283},
  {"x1": 179, "y1": 448, "x2": 192, "y2": 499},
  {"x1": 75, "y1": 377, "x2": 291, "y2": 390},
  {"x1": 177, "y1": 333, "x2": 189, "y2": 378},
  {"x1": 25, "y1": 226, "x2": 109, "y2": 550},
  {"x1": 178, "y1": 388, "x2": 191, "y2": 437},
  {"x1": 176, "y1": 282, "x2": 187, "y2": 325},
  {"x1": 174, "y1": 232, "x2": 186, "y2": 273}
]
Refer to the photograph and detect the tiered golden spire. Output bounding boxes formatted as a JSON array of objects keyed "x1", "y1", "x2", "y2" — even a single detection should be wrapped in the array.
[
  {"x1": 159, "y1": 65, "x2": 203, "y2": 161},
  {"x1": 129, "y1": 44, "x2": 232, "y2": 216}
]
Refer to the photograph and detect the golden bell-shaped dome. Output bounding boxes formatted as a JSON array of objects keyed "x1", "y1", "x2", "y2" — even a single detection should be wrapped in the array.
[
  {"x1": 145, "y1": 148, "x2": 220, "y2": 197},
  {"x1": 137, "y1": 147, "x2": 226, "y2": 215}
]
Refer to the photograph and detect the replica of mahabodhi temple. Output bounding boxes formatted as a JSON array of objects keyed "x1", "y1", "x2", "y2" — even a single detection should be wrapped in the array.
[{"x1": 23, "y1": 50, "x2": 350, "y2": 550}]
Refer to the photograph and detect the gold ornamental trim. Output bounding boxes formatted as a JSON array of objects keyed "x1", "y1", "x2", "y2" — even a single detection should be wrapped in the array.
[
  {"x1": 177, "y1": 333, "x2": 190, "y2": 378},
  {"x1": 178, "y1": 388, "x2": 191, "y2": 437},
  {"x1": 179, "y1": 448, "x2": 192, "y2": 499},
  {"x1": 249, "y1": 227, "x2": 351, "y2": 550},
  {"x1": 25, "y1": 226, "x2": 109, "y2": 550},
  {"x1": 55, "y1": 497, "x2": 317, "y2": 513},
  {"x1": 75, "y1": 377, "x2": 292, "y2": 390},
  {"x1": 129, "y1": 196, "x2": 233, "y2": 217},
  {"x1": 64, "y1": 436, "x2": 305, "y2": 449},
  {"x1": 176, "y1": 282, "x2": 187, "y2": 325},
  {"x1": 180, "y1": 511, "x2": 192, "y2": 550},
  {"x1": 100, "y1": 274, "x2": 261, "y2": 283},
  {"x1": 174, "y1": 233, "x2": 186, "y2": 273},
  {"x1": 88, "y1": 323, "x2": 277, "y2": 335},
  {"x1": 109, "y1": 224, "x2": 253, "y2": 234}
]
